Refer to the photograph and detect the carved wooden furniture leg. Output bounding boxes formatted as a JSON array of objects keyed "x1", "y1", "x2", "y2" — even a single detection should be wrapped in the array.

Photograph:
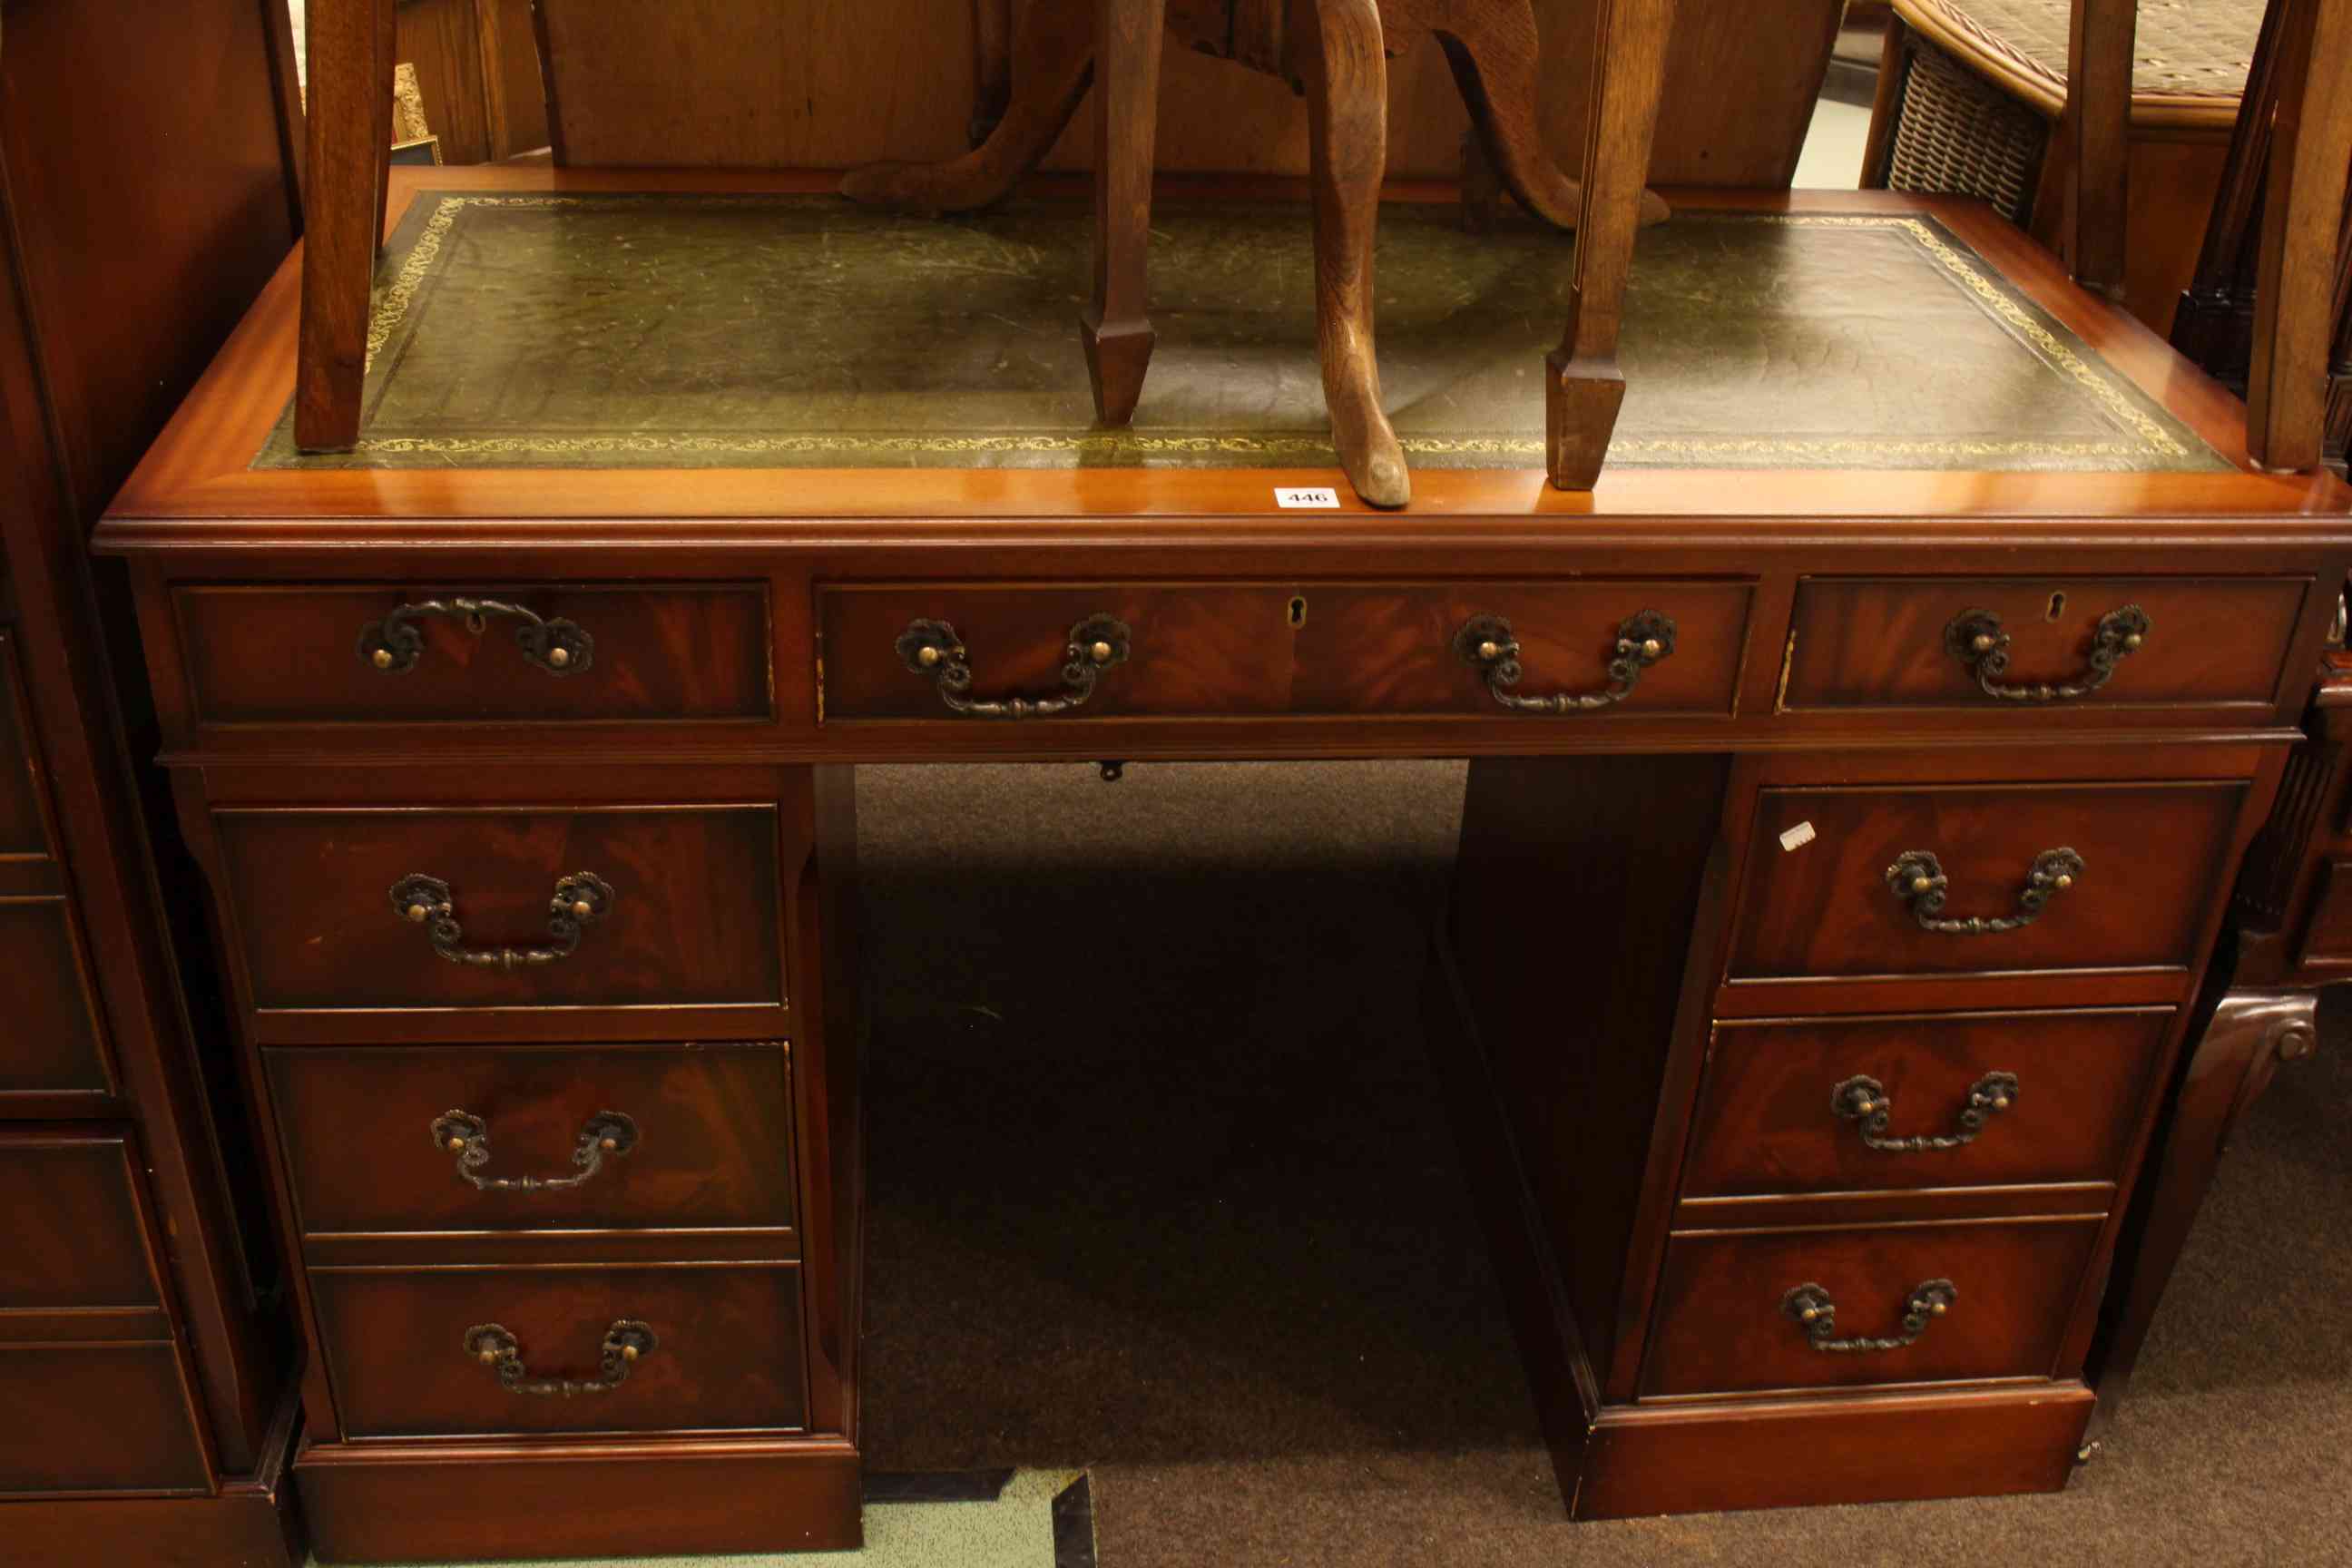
[
  {"x1": 1425, "y1": 0, "x2": 1671, "y2": 231},
  {"x1": 297, "y1": 0, "x2": 394, "y2": 451},
  {"x1": 1082, "y1": 0, "x2": 1168, "y2": 426},
  {"x1": 1303, "y1": 0, "x2": 1410, "y2": 507},
  {"x1": 2249, "y1": 0, "x2": 2352, "y2": 469},
  {"x1": 2061, "y1": 0, "x2": 2139, "y2": 301},
  {"x1": 1547, "y1": 0, "x2": 1675, "y2": 491},
  {"x1": 840, "y1": 0, "x2": 1096, "y2": 214},
  {"x1": 971, "y1": 0, "x2": 1017, "y2": 143},
  {"x1": 2086, "y1": 986, "x2": 2318, "y2": 1441}
]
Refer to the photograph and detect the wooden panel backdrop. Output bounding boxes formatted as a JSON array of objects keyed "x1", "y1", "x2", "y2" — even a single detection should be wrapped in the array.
[{"x1": 534, "y1": 0, "x2": 1844, "y2": 184}]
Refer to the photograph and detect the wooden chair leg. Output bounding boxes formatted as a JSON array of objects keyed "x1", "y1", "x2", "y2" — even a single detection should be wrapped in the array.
[
  {"x1": 1546, "y1": 0, "x2": 1674, "y2": 492},
  {"x1": 1304, "y1": 0, "x2": 1408, "y2": 508},
  {"x1": 2061, "y1": 0, "x2": 2138, "y2": 301},
  {"x1": 374, "y1": 0, "x2": 397, "y2": 255},
  {"x1": 1433, "y1": 0, "x2": 1670, "y2": 232},
  {"x1": 840, "y1": 0, "x2": 1095, "y2": 216},
  {"x1": 2086, "y1": 986, "x2": 2318, "y2": 1441},
  {"x1": 296, "y1": 0, "x2": 391, "y2": 453},
  {"x1": 2249, "y1": 0, "x2": 2352, "y2": 470},
  {"x1": 1080, "y1": 0, "x2": 1166, "y2": 426}
]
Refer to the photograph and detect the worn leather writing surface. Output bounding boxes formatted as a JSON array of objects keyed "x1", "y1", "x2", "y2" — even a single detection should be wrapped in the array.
[{"x1": 260, "y1": 194, "x2": 2220, "y2": 473}]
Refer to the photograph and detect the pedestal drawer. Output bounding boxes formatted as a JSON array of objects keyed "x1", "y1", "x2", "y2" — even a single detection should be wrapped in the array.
[
  {"x1": 0, "y1": 1345, "x2": 211, "y2": 1494},
  {"x1": 0, "y1": 1132, "x2": 168, "y2": 1311},
  {"x1": 1730, "y1": 780, "x2": 2243, "y2": 982},
  {"x1": 1781, "y1": 576, "x2": 2308, "y2": 711},
  {"x1": 819, "y1": 580, "x2": 1752, "y2": 720},
  {"x1": 212, "y1": 804, "x2": 787, "y2": 1017},
  {"x1": 310, "y1": 1260, "x2": 808, "y2": 1439},
  {"x1": 269, "y1": 1042, "x2": 796, "y2": 1236},
  {"x1": 174, "y1": 582, "x2": 774, "y2": 725},
  {"x1": 1681, "y1": 1009, "x2": 2172, "y2": 1199},
  {"x1": 1641, "y1": 1215, "x2": 2104, "y2": 1398}
]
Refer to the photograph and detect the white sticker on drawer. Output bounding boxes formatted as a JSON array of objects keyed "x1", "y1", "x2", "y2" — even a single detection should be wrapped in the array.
[
  {"x1": 1779, "y1": 821, "x2": 1818, "y2": 852},
  {"x1": 1274, "y1": 486, "x2": 1341, "y2": 509}
]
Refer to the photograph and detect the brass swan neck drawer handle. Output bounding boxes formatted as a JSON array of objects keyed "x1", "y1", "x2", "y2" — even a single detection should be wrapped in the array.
[
  {"x1": 463, "y1": 1320, "x2": 656, "y2": 1396},
  {"x1": 896, "y1": 614, "x2": 1132, "y2": 718},
  {"x1": 358, "y1": 596, "x2": 593, "y2": 676},
  {"x1": 431, "y1": 1110, "x2": 639, "y2": 1191},
  {"x1": 1945, "y1": 605, "x2": 2148, "y2": 701},
  {"x1": 1781, "y1": 1279, "x2": 1956, "y2": 1353},
  {"x1": 1886, "y1": 848, "x2": 2082, "y2": 935},
  {"x1": 1454, "y1": 611, "x2": 1676, "y2": 713},
  {"x1": 387, "y1": 871, "x2": 613, "y2": 970},
  {"x1": 1833, "y1": 1073, "x2": 2018, "y2": 1152}
]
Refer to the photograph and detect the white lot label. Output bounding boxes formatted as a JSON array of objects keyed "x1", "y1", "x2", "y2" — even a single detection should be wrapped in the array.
[
  {"x1": 1779, "y1": 820, "x2": 1818, "y2": 853},
  {"x1": 1274, "y1": 487, "x2": 1342, "y2": 509}
]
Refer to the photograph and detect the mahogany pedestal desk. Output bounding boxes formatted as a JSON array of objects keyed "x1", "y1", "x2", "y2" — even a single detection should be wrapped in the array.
[{"x1": 94, "y1": 166, "x2": 2352, "y2": 1558}]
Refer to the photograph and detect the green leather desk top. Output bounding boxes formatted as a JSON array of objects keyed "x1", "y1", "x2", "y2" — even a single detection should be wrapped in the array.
[{"x1": 257, "y1": 192, "x2": 2223, "y2": 475}]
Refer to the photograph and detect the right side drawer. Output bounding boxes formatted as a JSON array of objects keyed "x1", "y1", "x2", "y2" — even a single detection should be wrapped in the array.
[
  {"x1": 1729, "y1": 780, "x2": 2244, "y2": 983},
  {"x1": 1681, "y1": 1008, "x2": 2173, "y2": 1199},
  {"x1": 268, "y1": 1042, "x2": 797, "y2": 1237},
  {"x1": 1781, "y1": 577, "x2": 2309, "y2": 711}
]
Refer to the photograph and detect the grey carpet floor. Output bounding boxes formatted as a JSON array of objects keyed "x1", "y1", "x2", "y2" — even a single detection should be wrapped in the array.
[{"x1": 853, "y1": 760, "x2": 2352, "y2": 1568}]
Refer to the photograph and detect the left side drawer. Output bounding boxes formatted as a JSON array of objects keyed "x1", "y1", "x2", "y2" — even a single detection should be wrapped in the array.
[
  {"x1": 173, "y1": 582, "x2": 774, "y2": 726},
  {"x1": 211, "y1": 803, "x2": 789, "y2": 1025},
  {"x1": 269, "y1": 1042, "x2": 797, "y2": 1237}
]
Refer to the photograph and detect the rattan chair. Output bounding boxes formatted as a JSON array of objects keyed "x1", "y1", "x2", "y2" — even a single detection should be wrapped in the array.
[{"x1": 1862, "y1": 0, "x2": 2264, "y2": 333}]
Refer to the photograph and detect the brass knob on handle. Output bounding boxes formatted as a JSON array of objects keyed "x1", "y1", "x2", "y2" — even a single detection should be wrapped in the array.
[
  {"x1": 371, "y1": 647, "x2": 396, "y2": 670},
  {"x1": 570, "y1": 899, "x2": 593, "y2": 917},
  {"x1": 478, "y1": 1347, "x2": 500, "y2": 1365},
  {"x1": 407, "y1": 903, "x2": 431, "y2": 923},
  {"x1": 1089, "y1": 640, "x2": 1114, "y2": 664},
  {"x1": 1971, "y1": 632, "x2": 1995, "y2": 653},
  {"x1": 1641, "y1": 638, "x2": 1663, "y2": 658},
  {"x1": 547, "y1": 646, "x2": 571, "y2": 669},
  {"x1": 1476, "y1": 640, "x2": 1502, "y2": 662},
  {"x1": 916, "y1": 644, "x2": 941, "y2": 669},
  {"x1": 447, "y1": 1136, "x2": 468, "y2": 1153}
]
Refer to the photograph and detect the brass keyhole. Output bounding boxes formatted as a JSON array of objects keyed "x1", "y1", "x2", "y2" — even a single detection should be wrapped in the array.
[
  {"x1": 2046, "y1": 592, "x2": 2066, "y2": 622},
  {"x1": 1288, "y1": 595, "x2": 1308, "y2": 629}
]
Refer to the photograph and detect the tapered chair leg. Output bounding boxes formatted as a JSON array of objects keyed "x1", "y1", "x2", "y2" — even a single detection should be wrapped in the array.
[
  {"x1": 842, "y1": 0, "x2": 1095, "y2": 214},
  {"x1": 296, "y1": 0, "x2": 394, "y2": 452},
  {"x1": 1080, "y1": 0, "x2": 1167, "y2": 426},
  {"x1": 1305, "y1": 0, "x2": 1409, "y2": 508},
  {"x1": 1547, "y1": 0, "x2": 1675, "y2": 491},
  {"x1": 1435, "y1": 0, "x2": 1670, "y2": 231}
]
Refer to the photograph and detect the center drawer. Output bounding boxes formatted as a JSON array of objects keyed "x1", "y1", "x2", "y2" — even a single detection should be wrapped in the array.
[
  {"x1": 309, "y1": 1260, "x2": 807, "y2": 1438},
  {"x1": 818, "y1": 581, "x2": 1754, "y2": 720},
  {"x1": 1729, "y1": 780, "x2": 2243, "y2": 983},
  {"x1": 268, "y1": 1043, "x2": 796, "y2": 1237},
  {"x1": 212, "y1": 803, "x2": 787, "y2": 1019}
]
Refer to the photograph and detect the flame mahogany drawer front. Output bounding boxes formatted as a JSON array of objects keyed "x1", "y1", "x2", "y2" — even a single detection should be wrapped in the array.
[
  {"x1": 0, "y1": 1346, "x2": 211, "y2": 1494},
  {"x1": 267, "y1": 1043, "x2": 797, "y2": 1237},
  {"x1": 818, "y1": 581, "x2": 1755, "y2": 720},
  {"x1": 1681, "y1": 1009, "x2": 2173, "y2": 1199},
  {"x1": 211, "y1": 804, "x2": 788, "y2": 1016},
  {"x1": 172, "y1": 582, "x2": 775, "y2": 725},
  {"x1": 1729, "y1": 780, "x2": 2244, "y2": 983},
  {"x1": 309, "y1": 1261, "x2": 808, "y2": 1439},
  {"x1": 1779, "y1": 577, "x2": 2309, "y2": 711},
  {"x1": 1641, "y1": 1216, "x2": 2105, "y2": 1398}
]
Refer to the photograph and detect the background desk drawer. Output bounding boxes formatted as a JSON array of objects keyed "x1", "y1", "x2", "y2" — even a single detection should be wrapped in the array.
[
  {"x1": 1681, "y1": 1009, "x2": 2171, "y2": 1199},
  {"x1": 1642, "y1": 1216, "x2": 2103, "y2": 1397},
  {"x1": 310, "y1": 1260, "x2": 807, "y2": 1439},
  {"x1": 0, "y1": 1132, "x2": 164, "y2": 1311},
  {"x1": 1782, "y1": 577, "x2": 2308, "y2": 711},
  {"x1": 1729, "y1": 781, "x2": 2243, "y2": 982},
  {"x1": 818, "y1": 581, "x2": 1753, "y2": 720},
  {"x1": 214, "y1": 805, "x2": 786, "y2": 1015},
  {"x1": 176, "y1": 583, "x2": 773, "y2": 726},
  {"x1": 270, "y1": 1042, "x2": 796, "y2": 1236},
  {"x1": 0, "y1": 1344, "x2": 211, "y2": 1494}
]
